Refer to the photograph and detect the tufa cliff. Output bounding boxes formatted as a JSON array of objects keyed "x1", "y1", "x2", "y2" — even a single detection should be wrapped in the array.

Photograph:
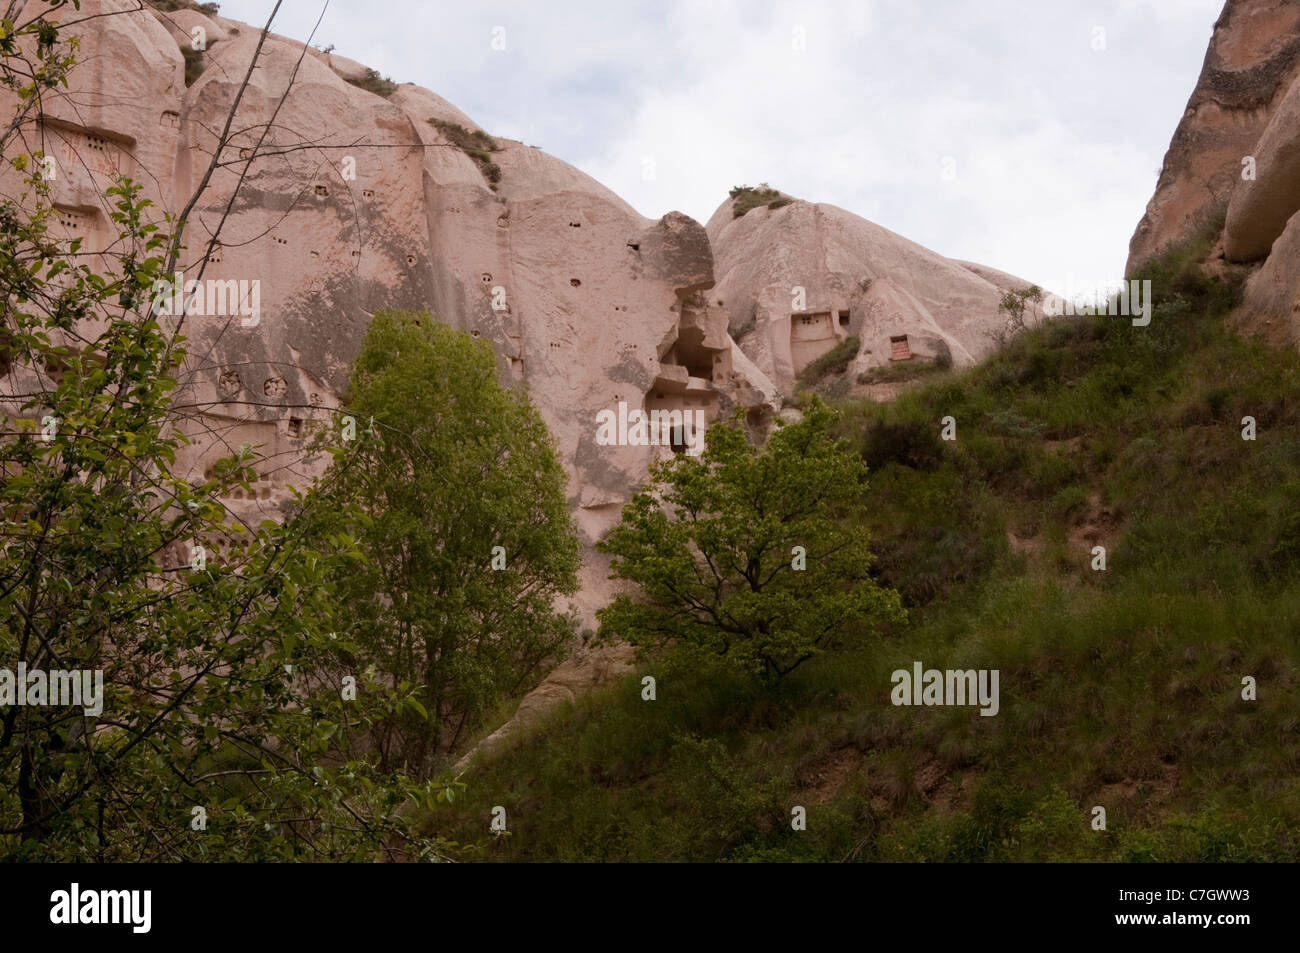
[
  {"x1": 1130, "y1": 0, "x2": 1300, "y2": 351},
  {"x1": 0, "y1": 0, "x2": 1045, "y2": 745}
]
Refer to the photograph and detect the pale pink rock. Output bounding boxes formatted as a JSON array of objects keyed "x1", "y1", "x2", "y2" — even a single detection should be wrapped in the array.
[
  {"x1": 1225, "y1": 69, "x2": 1300, "y2": 261},
  {"x1": 707, "y1": 195, "x2": 1047, "y2": 390},
  {"x1": 1128, "y1": 0, "x2": 1300, "y2": 273}
]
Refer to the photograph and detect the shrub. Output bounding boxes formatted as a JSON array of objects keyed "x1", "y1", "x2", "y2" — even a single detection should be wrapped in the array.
[
  {"x1": 429, "y1": 117, "x2": 502, "y2": 188},
  {"x1": 730, "y1": 183, "x2": 787, "y2": 218},
  {"x1": 860, "y1": 418, "x2": 944, "y2": 471},
  {"x1": 346, "y1": 67, "x2": 398, "y2": 98},
  {"x1": 799, "y1": 335, "x2": 859, "y2": 385},
  {"x1": 731, "y1": 310, "x2": 757, "y2": 340},
  {"x1": 857, "y1": 355, "x2": 947, "y2": 385},
  {"x1": 148, "y1": 0, "x2": 220, "y2": 12},
  {"x1": 181, "y1": 44, "x2": 217, "y2": 87}
]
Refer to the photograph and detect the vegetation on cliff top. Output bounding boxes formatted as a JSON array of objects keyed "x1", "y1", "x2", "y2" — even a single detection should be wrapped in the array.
[
  {"x1": 429, "y1": 118, "x2": 502, "y2": 188},
  {"x1": 730, "y1": 183, "x2": 793, "y2": 218}
]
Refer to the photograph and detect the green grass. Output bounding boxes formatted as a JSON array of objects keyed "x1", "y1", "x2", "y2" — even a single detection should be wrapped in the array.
[
  {"x1": 181, "y1": 45, "x2": 217, "y2": 87},
  {"x1": 730, "y1": 183, "x2": 791, "y2": 218},
  {"x1": 346, "y1": 68, "x2": 398, "y2": 99},
  {"x1": 857, "y1": 354, "x2": 950, "y2": 385},
  {"x1": 798, "y1": 335, "x2": 859, "y2": 387},
  {"x1": 426, "y1": 240, "x2": 1300, "y2": 861},
  {"x1": 428, "y1": 118, "x2": 501, "y2": 188},
  {"x1": 148, "y1": 0, "x2": 220, "y2": 13}
]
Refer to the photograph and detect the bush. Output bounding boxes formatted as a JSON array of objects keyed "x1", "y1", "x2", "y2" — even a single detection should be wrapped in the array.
[
  {"x1": 857, "y1": 355, "x2": 948, "y2": 385},
  {"x1": 799, "y1": 335, "x2": 859, "y2": 384},
  {"x1": 429, "y1": 118, "x2": 502, "y2": 188},
  {"x1": 181, "y1": 44, "x2": 217, "y2": 87},
  {"x1": 861, "y1": 418, "x2": 944, "y2": 471},
  {"x1": 346, "y1": 67, "x2": 398, "y2": 98},
  {"x1": 731, "y1": 310, "x2": 757, "y2": 340},
  {"x1": 730, "y1": 183, "x2": 788, "y2": 218},
  {"x1": 148, "y1": 0, "x2": 220, "y2": 12}
]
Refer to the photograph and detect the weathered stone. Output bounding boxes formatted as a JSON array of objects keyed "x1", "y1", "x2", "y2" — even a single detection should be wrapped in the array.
[
  {"x1": 1128, "y1": 0, "x2": 1300, "y2": 273},
  {"x1": 707, "y1": 194, "x2": 1047, "y2": 391},
  {"x1": 1225, "y1": 69, "x2": 1300, "y2": 260}
]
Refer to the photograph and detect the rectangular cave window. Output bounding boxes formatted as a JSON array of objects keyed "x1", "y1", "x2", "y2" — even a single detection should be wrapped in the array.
[
  {"x1": 669, "y1": 424, "x2": 687, "y2": 454},
  {"x1": 288, "y1": 417, "x2": 303, "y2": 438},
  {"x1": 889, "y1": 334, "x2": 912, "y2": 361},
  {"x1": 838, "y1": 310, "x2": 850, "y2": 326}
]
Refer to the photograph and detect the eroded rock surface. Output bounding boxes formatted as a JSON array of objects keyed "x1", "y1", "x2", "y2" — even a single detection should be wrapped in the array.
[
  {"x1": 707, "y1": 194, "x2": 1048, "y2": 391},
  {"x1": 1128, "y1": 0, "x2": 1300, "y2": 273},
  {"x1": 0, "y1": 0, "x2": 1066, "y2": 760}
]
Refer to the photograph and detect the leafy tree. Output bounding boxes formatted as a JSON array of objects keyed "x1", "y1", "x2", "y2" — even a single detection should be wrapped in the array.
[
  {"x1": 597, "y1": 397, "x2": 905, "y2": 683},
  {"x1": 992, "y1": 284, "x2": 1044, "y2": 346},
  {"x1": 319, "y1": 311, "x2": 580, "y2": 776},
  {"x1": 0, "y1": 4, "x2": 454, "y2": 861}
]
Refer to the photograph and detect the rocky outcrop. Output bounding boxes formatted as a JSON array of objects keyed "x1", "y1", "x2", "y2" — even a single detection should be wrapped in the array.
[
  {"x1": 1127, "y1": 0, "x2": 1300, "y2": 273},
  {"x1": 0, "y1": 0, "x2": 783, "y2": 627},
  {"x1": 707, "y1": 195, "x2": 1048, "y2": 391},
  {"x1": 0, "y1": 0, "x2": 1064, "y2": 761},
  {"x1": 1130, "y1": 0, "x2": 1300, "y2": 350},
  {"x1": 1225, "y1": 54, "x2": 1300, "y2": 260}
]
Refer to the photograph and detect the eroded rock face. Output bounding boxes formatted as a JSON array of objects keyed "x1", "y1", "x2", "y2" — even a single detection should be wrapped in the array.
[
  {"x1": 0, "y1": 0, "x2": 1056, "y2": 754},
  {"x1": 1226, "y1": 52, "x2": 1300, "y2": 261},
  {"x1": 706, "y1": 195, "x2": 1047, "y2": 391},
  {"x1": 0, "y1": 0, "x2": 784, "y2": 624},
  {"x1": 1127, "y1": 0, "x2": 1300, "y2": 273},
  {"x1": 1130, "y1": 0, "x2": 1300, "y2": 350}
]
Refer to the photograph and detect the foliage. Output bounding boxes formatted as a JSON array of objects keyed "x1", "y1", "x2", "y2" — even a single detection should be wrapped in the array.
[
  {"x1": 181, "y1": 43, "x2": 217, "y2": 87},
  {"x1": 436, "y1": 245, "x2": 1300, "y2": 863},
  {"x1": 345, "y1": 67, "x2": 398, "y2": 98},
  {"x1": 856, "y1": 353, "x2": 949, "y2": 385},
  {"x1": 147, "y1": 0, "x2": 221, "y2": 14},
  {"x1": 0, "y1": 4, "x2": 453, "y2": 861},
  {"x1": 317, "y1": 312, "x2": 580, "y2": 776},
  {"x1": 428, "y1": 118, "x2": 502, "y2": 188},
  {"x1": 729, "y1": 183, "x2": 789, "y2": 218},
  {"x1": 798, "y1": 335, "x2": 859, "y2": 386},
  {"x1": 990, "y1": 284, "x2": 1043, "y2": 347},
  {"x1": 596, "y1": 397, "x2": 905, "y2": 683}
]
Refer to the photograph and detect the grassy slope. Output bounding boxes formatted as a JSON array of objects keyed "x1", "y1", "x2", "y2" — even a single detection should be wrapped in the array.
[{"x1": 431, "y1": 243, "x2": 1300, "y2": 861}]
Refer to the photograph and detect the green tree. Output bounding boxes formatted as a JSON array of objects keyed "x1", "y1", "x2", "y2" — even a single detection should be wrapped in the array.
[
  {"x1": 993, "y1": 284, "x2": 1044, "y2": 346},
  {"x1": 320, "y1": 311, "x2": 580, "y2": 776},
  {"x1": 597, "y1": 397, "x2": 905, "y2": 683},
  {"x1": 0, "y1": 4, "x2": 454, "y2": 861}
]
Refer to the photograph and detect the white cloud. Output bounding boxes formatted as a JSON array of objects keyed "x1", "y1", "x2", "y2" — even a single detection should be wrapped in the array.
[{"x1": 216, "y1": 0, "x2": 1225, "y2": 298}]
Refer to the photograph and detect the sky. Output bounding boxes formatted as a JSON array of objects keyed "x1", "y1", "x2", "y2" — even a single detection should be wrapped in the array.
[{"x1": 215, "y1": 0, "x2": 1225, "y2": 299}]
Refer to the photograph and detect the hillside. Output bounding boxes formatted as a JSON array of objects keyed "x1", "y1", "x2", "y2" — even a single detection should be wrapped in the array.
[{"x1": 428, "y1": 238, "x2": 1300, "y2": 862}]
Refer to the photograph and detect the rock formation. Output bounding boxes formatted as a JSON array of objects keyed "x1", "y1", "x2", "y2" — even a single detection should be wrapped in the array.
[
  {"x1": 0, "y1": 0, "x2": 1060, "y2": 757},
  {"x1": 1127, "y1": 0, "x2": 1300, "y2": 273},
  {"x1": 707, "y1": 194, "x2": 1050, "y2": 392},
  {"x1": 1130, "y1": 0, "x2": 1300, "y2": 350},
  {"x1": 0, "y1": 0, "x2": 784, "y2": 617}
]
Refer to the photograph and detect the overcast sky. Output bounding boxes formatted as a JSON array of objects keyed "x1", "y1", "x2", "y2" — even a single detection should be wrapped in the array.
[{"x1": 216, "y1": 0, "x2": 1224, "y2": 298}]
